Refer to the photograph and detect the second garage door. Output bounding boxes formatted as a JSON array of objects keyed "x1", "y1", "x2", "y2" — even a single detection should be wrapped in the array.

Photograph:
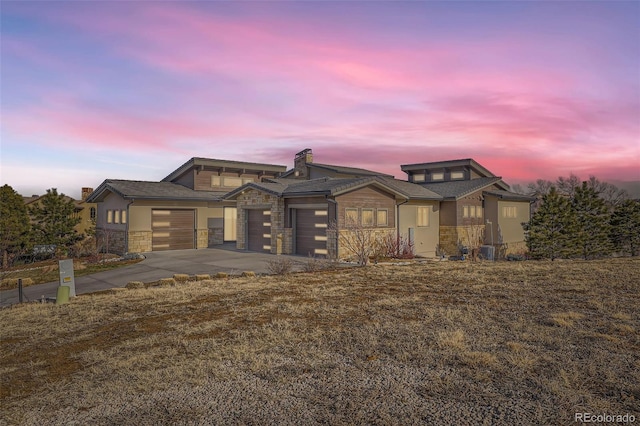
[
  {"x1": 247, "y1": 209, "x2": 271, "y2": 252},
  {"x1": 295, "y1": 208, "x2": 328, "y2": 256},
  {"x1": 152, "y1": 209, "x2": 195, "y2": 251}
]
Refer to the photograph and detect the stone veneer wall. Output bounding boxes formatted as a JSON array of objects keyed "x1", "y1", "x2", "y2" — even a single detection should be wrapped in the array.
[
  {"x1": 208, "y1": 227, "x2": 224, "y2": 247},
  {"x1": 196, "y1": 229, "x2": 208, "y2": 249},
  {"x1": 439, "y1": 225, "x2": 486, "y2": 256},
  {"x1": 98, "y1": 228, "x2": 126, "y2": 255},
  {"x1": 236, "y1": 189, "x2": 291, "y2": 254},
  {"x1": 128, "y1": 230, "x2": 152, "y2": 253}
]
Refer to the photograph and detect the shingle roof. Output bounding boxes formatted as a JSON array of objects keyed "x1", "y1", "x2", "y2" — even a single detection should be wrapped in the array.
[
  {"x1": 483, "y1": 189, "x2": 536, "y2": 202},
  {"x1": 419, "y1": 177, "x2": 506, "y2": 200},
  {"x1": 87, "y1": 179, "x2": 225, "y2": 202},
  {"x1": 401, "y1": 158, "x2": 496, "y2": 178},
  {"x1": 162, "y1": 157, "x2": 287, "y2": 182},
  {"x1": 308, "y1": 163, "x2": 393, "y2": 177},
  {"x1": 377, "y1": 177, "x2": 442, "y2": 200},
  {"x1": 280, "y1": 162, "x2": 392, "y2": 178},
  {"x1": 225, "y1": 177, "x2": 442, "y2": 200}
]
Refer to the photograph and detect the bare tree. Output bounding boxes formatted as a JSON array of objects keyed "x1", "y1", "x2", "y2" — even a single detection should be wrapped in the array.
[
  {"x1": 462, "y1": 219, "x2": 485, "y2": 261},
  {"x1": 556, "y1": 173, "x2": 581, "y2": 198},
  {"x1": 586, "y1": 176, "x2": 629, "y2": 209},
  {"x1": 329, "y1": 218, "x2": 380, "y2": 266}
]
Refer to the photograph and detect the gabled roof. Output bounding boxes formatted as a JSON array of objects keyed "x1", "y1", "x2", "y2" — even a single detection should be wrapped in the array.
[
  {"x1": 281, "y1": 162, "x2": 392, "y2": 178},
  {"x1": 376, "y1": 177, "x2": 443, "y2": 200},
  {"x1": 483, "y1": 189, "x2": 536, "y2": 202},
  {"x1": 87, "y1": 179, "x2": 225, "y2": 202},
  {"x1": 401, "y1": 158, "x2": 496, "y2": 178},
  {"x1": 162, "y1": 157, "x2": 287, "y2": 182},
  {"x1": 224, "y1": 177, "x2": 442, "y2": 201},
  {"x1": 419, "y1": 177, "x2": 508, "y2": 200}
]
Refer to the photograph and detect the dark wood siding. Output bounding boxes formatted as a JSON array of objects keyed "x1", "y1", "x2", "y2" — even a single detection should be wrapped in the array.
[
  {"x1": 194, "y1": 169, "x2": 278, "y2": 191},
  {"x1": 152, "y1": 209, "x2": 195, "y2": 251},
  {"x1": 295, "y1": 209, "x2": 328, "y2": 256},
  {"x1": 247, "y1": 209, "x2": 271, "y2": 252}
]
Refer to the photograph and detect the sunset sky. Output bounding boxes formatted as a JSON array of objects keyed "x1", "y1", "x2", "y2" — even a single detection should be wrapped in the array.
[{"x1": 2, "y1": 1, "x2": 639, "y2": 199}]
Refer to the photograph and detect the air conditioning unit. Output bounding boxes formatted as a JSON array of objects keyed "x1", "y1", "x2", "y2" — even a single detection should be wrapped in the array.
[{"x1": 480, "y1": 245, "x2": 495, "y2": 261}]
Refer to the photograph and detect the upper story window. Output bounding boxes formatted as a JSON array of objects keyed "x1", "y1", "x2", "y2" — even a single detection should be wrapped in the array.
[
  {"x1": 211, "y1": 176, "x2": 250, "y2": 188},
  {"x1": 90, "y1": 207, "x2": 96, "y2": 221},
  {"x1": 413, "y1": 173, "x2": 425, "y2": 183},
  {"x1": 431, "y1": 172, "x2": 444, "y2": 181},
  {"x1": 451, "y1": 171, "x2": 464, "y2": 180}
]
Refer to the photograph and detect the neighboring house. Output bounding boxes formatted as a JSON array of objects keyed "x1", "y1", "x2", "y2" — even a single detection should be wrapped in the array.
[
  {"x1": 87, "y1": 158, "x2": 286, "y2": 254},
  {"x1": 401, "y1": 159, "x2": 534, "y2": 256},
  {"x1": 24, "y1": 188, "x2": 96, "y2": 237}
]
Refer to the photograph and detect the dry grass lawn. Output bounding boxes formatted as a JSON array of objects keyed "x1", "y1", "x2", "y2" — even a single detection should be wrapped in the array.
[{"x1": 1, "y1": 258, "x2": 639, "y2": 425}]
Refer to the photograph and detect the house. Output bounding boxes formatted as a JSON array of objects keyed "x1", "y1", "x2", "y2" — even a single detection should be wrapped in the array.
[
  {"x1": 87, "y1": 158, "x2": 286, "y2": 254},
  {"x1": 87, "y1": 149, "x2": 529, "y2": 259},
  {"x1": 224, "y1": 174, "x2": 442, "y2": 258},
  {"x1": 24, "y1": 188, "x2": 96, "y2": 237},
  {"x1": 401, "y1": 159, "x2": 533, "y2": 257}
]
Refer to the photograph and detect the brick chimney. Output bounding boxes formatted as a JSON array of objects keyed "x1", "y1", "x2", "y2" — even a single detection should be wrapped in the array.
[
  {"x1": 81, "y1": 187, "x2": 94, "y2": 201},
  {"x1": 294, "y1": 148, "x2": 313, "y2": 179}
]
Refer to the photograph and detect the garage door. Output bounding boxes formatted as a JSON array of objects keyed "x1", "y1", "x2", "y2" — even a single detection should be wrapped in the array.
[
  {"x1": 152, "y1": 209, "x2": 195, "y2": 251},
  {"x1": 295, "y1": 208, "x2": 328, "y2": 256},
  {"x1": 247, "y1": 209, "x2": 271, "y2": 252}
]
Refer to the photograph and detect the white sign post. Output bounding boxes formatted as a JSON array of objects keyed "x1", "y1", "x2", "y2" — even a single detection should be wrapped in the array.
[{"x1": 58, "y1": 259, "x2": 76, "y2": 297}]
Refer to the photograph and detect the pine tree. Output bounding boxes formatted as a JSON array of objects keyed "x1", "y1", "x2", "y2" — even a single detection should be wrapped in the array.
[
  {"x1": 29, "y1": 188, "x2": 81, "y2": 254},
  {"x1": 523, "y1": 187, "x2": 575, "y2": 260},
  {"x1": 0, "y1": 185, "x2": 31, "y2": 268},
  {"x1": 610, "y1": 199, "x2": 640, "y2": 256},
  {"x1": 571, "y1": 182, "x2": 611, "y2": 259}
]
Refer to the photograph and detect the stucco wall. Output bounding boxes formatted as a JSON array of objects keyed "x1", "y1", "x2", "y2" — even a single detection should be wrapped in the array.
[
  {"x1": 398, "y1": 201, "x2": 440, "y2": 257},
  {"x1": 497, "y1": 200, "x2": 530, "y2": 244}
]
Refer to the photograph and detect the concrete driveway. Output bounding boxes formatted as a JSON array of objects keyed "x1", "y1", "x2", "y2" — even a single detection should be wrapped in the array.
[{"x1": 0, "y1": 245, "x2": 305, "y2": 307}]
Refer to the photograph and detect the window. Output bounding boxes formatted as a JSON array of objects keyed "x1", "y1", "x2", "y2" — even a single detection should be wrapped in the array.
[
  {"x1": 417, "y1": 206, "x2": 429, "y2": 227},
  {"x1": 121, "y1": 210, "x2": 127, "y2": 224},
  {"x1": 377, "y1": 209, "x2": 388, "y2": 227},
  {"x1": 413, "y1": 173, "x2": 425, "y2": 183},
  {"x1": 223, "y1": 177, "x2": 242, "y2": 187},
  {"x1": 107, "y1": 210, "x2": 113, "y2": 224},
  {"x1": 345, "y1": 208, "x2": 358, "y2": 225},
  {"x1": 114, "y1": 210, "x2": 121, "y2": 224},
  {"x1": 362, "y1": 208, "x2": 374, "y2": 227},
  {"x1": 502, "y1": 206, "x2": 517, "y2": 218},
  {"x1": 211, "y1": 176, "x2": 221, "y2": 187},
  {"x1": 451, "y1": 171, "x2": 464, "y2": 179},
  {"x1": 464, "y1": 205, "x2": 482, "y2": 219},
  {"x1": 90, "y1": 207, "x2": 96, "y2": 221},
  {"x1": 431, "y1": 172, "x2": 444, "y2": 181}
]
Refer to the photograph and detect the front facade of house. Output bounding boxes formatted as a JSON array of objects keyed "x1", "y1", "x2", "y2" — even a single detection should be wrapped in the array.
[
  {"x1": 225, "y1": 174, "x2": 442, "y2": 258},
  {"x1": 88, "y1": 149, "x2": 529, "y2": 259}
]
